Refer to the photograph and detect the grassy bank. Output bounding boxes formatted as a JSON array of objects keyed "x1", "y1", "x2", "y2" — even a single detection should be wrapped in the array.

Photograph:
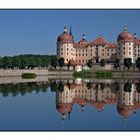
[
  {"x1": 73, "y1": 70, "x2": 112, "y2": 79},
  {"x1": 21, "y1": 73, "x2": 37, "y2": 79},
  {"x1": 95, "y1": 70, "x2": 112, "y2": 79},
  {"x1": 73, "y1": 70, "x2": 94, "y2": 78}
]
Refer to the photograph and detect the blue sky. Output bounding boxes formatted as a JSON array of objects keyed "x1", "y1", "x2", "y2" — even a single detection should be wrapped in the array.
[{"x1": 0, "y1": 10, "x2": 140, "y2": 56}]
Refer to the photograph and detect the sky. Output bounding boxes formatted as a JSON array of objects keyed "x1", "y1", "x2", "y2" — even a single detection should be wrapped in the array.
[{"x1": 0, "y1": 9, "x2": 140, "y2": 56}]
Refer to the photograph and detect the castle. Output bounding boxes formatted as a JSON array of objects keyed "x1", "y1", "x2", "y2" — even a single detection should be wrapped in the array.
[{"x1": 56, "y1": 26, "x2": 140, "y2": 65}]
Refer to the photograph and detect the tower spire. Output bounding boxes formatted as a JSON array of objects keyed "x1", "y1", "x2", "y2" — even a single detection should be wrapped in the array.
[
  {"x1": 82, "y1": 33, "x2": 86, "y2": 39},
  {"x1": 122, "y1": 116, "x2": 127, "y2": 128},
  {"x1": 123, "y1": 25, "x2": 128, "y2": 32},
  {"x1": 69, "y1": 25, "x2": 72, "y2": 35},
  {"x1": 69, "y1": 25, "x2": 74, "y2": 42},
  {"x1": 64, "y1": 26, "x2": 68, "y2": 33}
]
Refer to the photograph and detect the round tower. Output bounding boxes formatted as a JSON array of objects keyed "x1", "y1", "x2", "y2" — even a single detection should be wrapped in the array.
[
  {"x1": 57, "y1": 27, "x2": 75, "y2": 64},
  {"x1": 117, "y1": 26, "x2": 135, "y2": 63}
]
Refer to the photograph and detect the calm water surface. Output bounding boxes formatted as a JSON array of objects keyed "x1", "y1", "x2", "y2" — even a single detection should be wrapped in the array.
[{"x1": 0, "y1": 78, "x2": 140, "y2": 131}]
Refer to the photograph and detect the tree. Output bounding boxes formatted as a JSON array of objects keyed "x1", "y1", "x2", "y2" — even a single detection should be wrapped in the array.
[
  {"x1": 136, "y1": 81, "x2": 140, "y2": 93},
  {"x1": 114, "y1": 81, "x2": 120, "y2": 91},
  {"x1": 100, "y1": 83, "x2": 105, "y2": 91},
  {"x1": 114, "y1": 59, "x2": 120, "y2": 70},
  {"x1": 136, "y1": 57, "x2": 140, "y2": 70},
  {"x1": 86, "y1": 82, "x2": 92, "y2": 89},
  {"x1": 124, "y1": 58, "x2": 132, "y2": 70},
  {"x1": 67, "y1": 60, "x2": 72, "y2": 70},
  {"x1": 57, "y1": 81, "x2": 64, "y2": 93},
  {"x1": 87, "y1": 59, "x2": 92, "y2": 68},
  {"x1": 51, "y1": 57, "x2": 58, "y2": 69},
  {"x1": 50, "y1": 81, "x2": 58, "y2": 92},
  {"x1": 58, "y1": 57, "x2": 64, "y2": 69},
  {"x1": 124, "y1": 81, "x2": 132, "y2": 92},
  {"x1": 100, "y1": 59, "x2": 105, "y2": 69}
]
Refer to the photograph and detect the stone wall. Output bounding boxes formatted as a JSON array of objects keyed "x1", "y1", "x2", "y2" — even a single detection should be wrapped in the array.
[{"x1": 0, "y1": 69, "x2": 48, "y2": 77}]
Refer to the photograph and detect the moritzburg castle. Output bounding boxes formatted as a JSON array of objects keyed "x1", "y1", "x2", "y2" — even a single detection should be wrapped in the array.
[{"x1": 56, "y1": 26, "x2": 140, "y2": 65}]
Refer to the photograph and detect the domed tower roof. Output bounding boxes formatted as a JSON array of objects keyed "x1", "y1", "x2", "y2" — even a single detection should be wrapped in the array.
[
  {"x1": 89, "y1": 101, "x2": 105, "y2": 112},
  {"x1": 78, "y1": 34, "x2": 89, "y2": 45},
  {"x1": 92, "y1": 35, "x2": 107, "y2": 45},
  {"x1": 117, "y1": 105, "x2": 134, "y2": 117},
  {"x1": 57, "y1": 27, "x2": 73, "y2": 44},
  {"x1": 56, "y1": 103, "x2": 72, "y2": 114},
  {"x1": 117, "y1": 26, "x2": 134, "y2": 42}
]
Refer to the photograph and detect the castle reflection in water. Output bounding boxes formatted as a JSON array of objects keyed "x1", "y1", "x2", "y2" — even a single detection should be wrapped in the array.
[
  {"x1": 0, "y1": 78, "x2": 140, "y2": 125},
  {"x1": 55, "y1": 79, "x2": 140, "y2": 123}
]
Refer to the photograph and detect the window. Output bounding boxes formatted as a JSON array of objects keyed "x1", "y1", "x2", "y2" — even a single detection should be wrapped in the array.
[
  {"x1": 90, "y1": 53, "x2": 92, "y2": 56},
  {"x1": 102, "y1": 49, "x2": 104, "y2": 52},
  {"x1": 111, "y1": 49, "x2": 113, "y2": 52},
  {"x1": 86, "y1": 53, "x2": 87, "y2": 56},
  {"x1": 67, "y1": 59, "x2": 68, "y2": 62},
  {"x1": 61, "y1": 52, "x2": 63, "y2": 55},
  {"x1": 67, "y1": 48, "x2": 69, "y2": 51},
  {"x1": 107, "y1": 53, "x2": 109, "y2": 56},
  {"x1": 129, "y1": 52, "x2": 131, "y2": 55},
  {"x1": 124, "y1": 47, "x2": 125, "y2": 50},
  {"x1": 107, "y1": 49, "x2": 109, "y2": 52},
  {"x1": 67, "y1": 53, "x2": 68, "y2": 55},
  {"x1": 124, "y1": 52, "x2": 125, "y2": 55},
  {"x1": 124, "y1": 43, "x2": 125, "y2": 45},
  {"x1": 129, "y1": 47, "x2": 131, "y2": 50},
  {"x1": 61, "y1": 48, "x2": 63, "y2": 51},
  {"x1": 83, "y1": 53, "x2": 84, "y2": 56},
  {"x1": 102, "y1": 53, "x2": 104, "y2": 56},
  {"x1": 79, "y1": 54, "x2": 81, "y2": 56},
  {"x1": 129, "y1": 43, "x2": 131, "y2": 45},
  {"x1": 91, "y1": 49, "x2": 92, "y2": 52}
]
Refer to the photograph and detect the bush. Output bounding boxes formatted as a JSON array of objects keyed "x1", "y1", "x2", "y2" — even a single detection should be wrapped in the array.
[
  {"x1": 95, "y1": 70, "x2": 112, "y2": 79},
  {"x1": 73, "y1": 70, "x2": 93, "y2": 78},
  {"x1": 21, "y1": 73, "x2": 37, "y2": 79}
]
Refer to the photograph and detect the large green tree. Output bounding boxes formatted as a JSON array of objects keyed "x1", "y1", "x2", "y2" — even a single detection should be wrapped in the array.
[{"x1": 0, "y1": 54, "x2": 56, "y2": 69}]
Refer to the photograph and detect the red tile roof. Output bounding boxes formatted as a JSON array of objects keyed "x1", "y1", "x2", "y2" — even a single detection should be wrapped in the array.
[
  {"x1": 92, "y1": 36, "x2": 107, "y2": 45},
  {"x1": 134, "y1": 37, "x2": 140, "y2": 45},
  {"x1": 117, "y1": 31, "x2": 134, "y2": 42},
  {"x1": 56, "y1": 103, "x2": 72, "y2": 114},
  {"x1": 106, "y1": 42, "x2": 118, "y2": 48},
  {"x1": 117, "y1": 105, "x2": 134, "y2": 117},
  {"x1": 57, "y1": 32, "x2": 73, "y2": 43}
]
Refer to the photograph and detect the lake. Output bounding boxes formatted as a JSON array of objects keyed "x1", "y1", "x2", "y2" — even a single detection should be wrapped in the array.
[{"x1": 0, "y1": 78, "x2": 140, "y2": 131}]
